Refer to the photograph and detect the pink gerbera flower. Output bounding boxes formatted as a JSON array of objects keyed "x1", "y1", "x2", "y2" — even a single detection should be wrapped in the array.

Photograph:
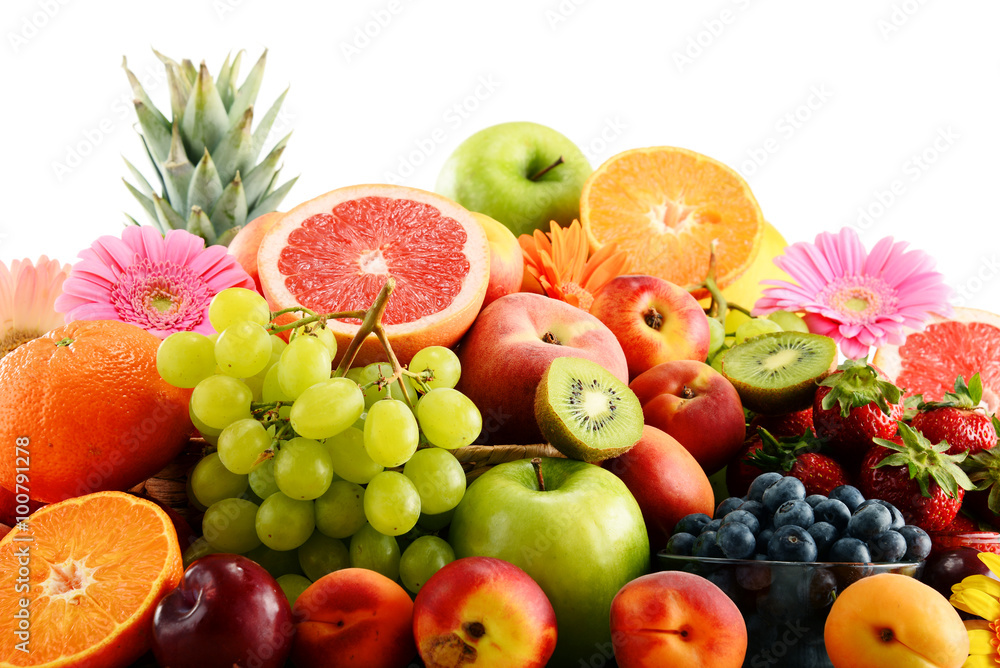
[
  {"x1": 752, "y1": 227, "x2": 952, "y2": 359},
  {"x1": 55, "y1": 226, "x2": 255, "y2": 338},
  {"x1": 0, "y1": 256, "x2": 71, "y2": 358}
]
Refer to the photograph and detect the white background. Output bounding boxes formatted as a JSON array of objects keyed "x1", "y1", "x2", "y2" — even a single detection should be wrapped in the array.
[{"x1": 1, "y1": 0, "x2": 997, "y2": 311}]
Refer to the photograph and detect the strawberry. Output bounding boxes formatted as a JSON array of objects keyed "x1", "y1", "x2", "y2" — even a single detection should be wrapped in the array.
[
  {"x1": 814, "y1": 358, "x2": 904, "y2": 462},
  {"x1": 858, "y1": 423, "x2": 974, "y2": 532},
  {"x1": 738, "y1": 428, "x2": 849, "y2": 497},
  {"x1": 725, "y1": 434, "x2": 766, "y2": 499},
  {"x1": 910, "y1": 373, "x2": 999, "y2": 456},
  {"x1": 748, "y1": 408, "x2": 814, "y2": 439}
]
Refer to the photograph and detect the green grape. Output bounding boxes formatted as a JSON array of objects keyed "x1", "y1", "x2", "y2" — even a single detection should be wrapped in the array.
[
  {"x1": 725, "y1": 308, "x2": 752, "y2": 335},
  {"x1": 189, "y1": 402, "x2": 222, "y2": 445},
  {"x1": 297, "y1": 532, "x2": 350, "y2": 581},
  {"x1": 364, "y1": 399, "x2": 419, "y2": 467},
  {"x1": 416, "y1": 388, "x2": 482, "y2": 450},
  {"x1": 190, "y1": 375, "x2": 253, "y2": 430},
  {"x1": 349, "y1": 523, "x2": 400, "y2": 581},
  {"x1": 363, "y1": 471, "x2": 421, "y2": 536},
  {"x1": 293, "y1": 323, "x2": 337, "y2": 358},
  {"x1": 190, "y1": 452, "x2": 249, "y2": 507},
  {"x1": 358, "y1": 363, "x2": 393, "y2": 408},
  {"x1": 270, "y1": 334, "x2": 288, "y2": 356},
  {"x1": 241, "y1": 355, "x2": 276, "y2": 402},
  {"x1": 403, "y1": 448, "x2": 467, "y2": 515},
  {"x1": 255, "y1": 492, "x2": 316, "y2": 551},
  {"x1": 767, "y1": 310, "x2": 810, "y2": 333},
  {"x1": 157, "y1": 331, "x2": 216, "y2": 388},
  {"x1": 325, "y1": 427, "x2": 383, "y2": 484},
  {"x1": 186, "y1": 476, "x2": 207, "y2": 512},
  {"x1": 218, "y1": 419, "x2": 272, "y2": 475},
  {"x1": 418, "y1": 508, "x2": 455, "y2": 531},
  {"x1": 399, "y1": 536, "x2": 455, "y2": 594},
  {"x1": 244, "y1": 544, "x2": 304, "y2": 578},
  {"x1": 249, "y1": 457, "x2": 280, "y2": 499},
  {"x1": 710, "y1": 348, "x2": 729, "y2": 374},
  {"x1": 314, "y1": 480, "x2": 367, "y2": 539},
  {"x1": 202, "y1": 498, "x2": 261, "y2": 554},
  {"x1": 274, "y1": 437, "x2": 334, "y2": 501},
  {"x1": 209, "y1": 287, "x2": 270, "y2": 331},
  {"x1": 242, "y1": 488, "x2": 266, "y2": 506},
  {"x1": 408, "y1": 346, "x2": 461, "y2": 390},
  {"x1": 262, "y1": 363, "x2": 293, "y2": 420},
  {"x1": 215, "y1": 321, "x2": 272, "y2": 378},
  {"x1": 290, "y1": 378, "x2": 365, "y2": 440},
  {"x1": 734, "y1": 317, "x2": 782, "y2": 344},
  {"x1": 707, "y1": 317, "x2": 726, "y2": 358},
  {"x1": 345, "y1": 366, "x2": 364, "y2": 384},
  {"x1": 276, "y1": 573, "x2": 313, "y2": 606},
  {"x1": 278, "y1": 335, "x2": 332, "y2": 399},
  {"x1": 182, "y1": 536, "x2": 223, "y2": 568}
]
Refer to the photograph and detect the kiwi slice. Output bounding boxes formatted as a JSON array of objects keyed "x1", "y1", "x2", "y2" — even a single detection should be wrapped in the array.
[
  {"x1": 721, "y1": 331, "x2": 837, "y2": 415},
  {"x1": 534, "y1": 357, "x2": 643, "y2": 463}
]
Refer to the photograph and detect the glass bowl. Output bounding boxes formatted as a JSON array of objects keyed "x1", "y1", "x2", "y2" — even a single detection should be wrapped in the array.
[
  {"x1": 928, "y1": 530, "x2": 1000, "y2": 555},
  {"x1": 657, "y1": 553, "x2": 924, "y2": 668}
]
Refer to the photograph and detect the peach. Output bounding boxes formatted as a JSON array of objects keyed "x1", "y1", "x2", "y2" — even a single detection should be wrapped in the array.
[
  {"x1": 291, "y1": 567, "x2": 416, "y2": 668},
  {"x1": 824, "y1": 573, "x2": 968, "y2": 668},
  {"x1": 472, "y1": 212, "x2": 524, "y2": 309},
  {"x1": 227, "y1": 211, "x2": 283, "y2": 294},
  {"x1": 611, "y1": 571, "x2": 747, "y2": 668},
  {"x1": 413, "y1": 557, "x2": 557, "y2": 668}
]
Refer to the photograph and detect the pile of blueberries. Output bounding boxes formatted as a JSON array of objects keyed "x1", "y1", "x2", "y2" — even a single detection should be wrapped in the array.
[{"x1": 666, "y1": 472, "x2": 932, "y2": 563}]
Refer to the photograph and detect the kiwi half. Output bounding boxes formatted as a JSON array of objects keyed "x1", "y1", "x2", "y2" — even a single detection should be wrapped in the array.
[
  {"x1": 721, "y1": 331, "x2": 837, "y2": 415},
  {"x1": 534, "y1": 357, "x2": 643, "y2": 463}
]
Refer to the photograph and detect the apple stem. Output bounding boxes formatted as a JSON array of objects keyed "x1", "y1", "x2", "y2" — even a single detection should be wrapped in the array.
[
  {"x1": 531, "y1": 457, "x2": 546, "y2": 491},
  {"x1": 643, "y1": 308, "x2": 664, "y2": 332},
  {"x1": 529, "y1": 156, "x2": 564, "y2": 181}
]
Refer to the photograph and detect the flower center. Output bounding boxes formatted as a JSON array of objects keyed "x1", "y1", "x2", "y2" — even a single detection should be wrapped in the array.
[
  {"x1": 0, "y1": 329, "x2": 42, "y2": 359},
  {"x1": 817, "y1": 275, "x2": 899, "y2": 325},
  {"x1": 109, "y1": 257, "x2": 212, "y2": 334}
]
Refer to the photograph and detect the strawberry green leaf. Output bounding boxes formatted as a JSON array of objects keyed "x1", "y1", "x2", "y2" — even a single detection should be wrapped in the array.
[
  {"x1": 989, "y1": 483, "x2": 1000, "y2": 515},
  {"x1": 819, "y1": 358, "x2": 903, "y2": 417}
]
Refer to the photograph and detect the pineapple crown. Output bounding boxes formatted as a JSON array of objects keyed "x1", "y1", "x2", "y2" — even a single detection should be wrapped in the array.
[
  {"x1": 122, "y1": 49, "x2": 296, "y2": 246},
  {"x1": 819, "y1": 358, "x2": 903, "y2": 417},
  {"x1": 873, "y1": 422, "x2": 974, "y2": 499},
  {"x1": 919, "y1": 373, "x2": 986, "y2": 411},
  {"x1": 746, "y1": 427, "x2": 825, "y2": 473}
]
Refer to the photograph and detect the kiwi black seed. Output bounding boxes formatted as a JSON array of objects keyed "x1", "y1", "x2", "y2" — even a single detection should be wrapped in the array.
[
  {"x1": 721, "y1": 331, "x2": 837, "y2": 415},
  {"x1": 534, "y1": 357, "x2": 643, "y2": 463}
]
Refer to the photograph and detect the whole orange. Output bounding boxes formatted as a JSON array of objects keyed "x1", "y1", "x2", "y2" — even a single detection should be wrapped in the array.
[{"x1": 0, "y1": 320, "x2": 193, "y2": 503}]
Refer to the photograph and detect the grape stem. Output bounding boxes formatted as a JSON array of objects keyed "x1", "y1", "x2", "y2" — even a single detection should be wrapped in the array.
[{"x1": 266, "y1": 309, "x2": 367, "y2": 334}]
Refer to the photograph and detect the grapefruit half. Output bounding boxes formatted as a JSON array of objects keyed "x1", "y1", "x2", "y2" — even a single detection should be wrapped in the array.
[
  {"x1": 258, "y1": 185, "x2": 490, "y2": 366},
  {"x1": 873, "y1": 306, "x2": 1000, "y2": 414}
]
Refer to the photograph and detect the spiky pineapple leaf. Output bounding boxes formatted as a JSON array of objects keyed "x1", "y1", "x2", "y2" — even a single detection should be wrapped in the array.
[
  {"x1": 228, "y1": 49, "x2": 266, "y2": 125},
  {"x1": 180, "y1": 59, "x2": 198, "y2": 85},
  {"x1": 187, "y1": 206, "x2": 216, "y2": 245},
  {"x1": 216, "y1": 225, "x2": 243, "y2": 247},
  {"x1": 210, "y1": 174, "x2": 248, "y2": 235},
  {"x1": 188, "y1": 150, "x2": 224, "y2": 214},
  {"x1": 122, "y1": 58, "x2": 169, "y2": 128},
  {"x1": 123, "y1": 179, "x2": 159, "y2": 227},
  {"x1": 250, "y1": 90, "x2": 288, "y2": 162},
  {"x1": 216, "y1": 52, "x2": 236, "y2": 109},
  {"x1": 152, "y1": 194, "x2": 187, "y2": 232},
  {"x1": 181, "y1": 63, "x2": 230, "y2": 158},
  {"x1": 164, "y1": 62, "x2": 192, "y2": 123},
  {"x1": 243, "y1": 133, "x2": 288, "y2": 208},
  {"x1": 123, "y1": 213, "x2": 142, "y2": 227},
  {"x1": 122, "y1": 158, "x2": 155, "y2": 198},
  {"x1": 162, "y1": 123, "x2": 194, "y2": 213},
  {"x1": 248, "y1": 176, "x2": 297, "y2": 222},
  {"x1": 134, "y1": 101, "x2": 172, "y2": 164},
  {"x1": 213, "y1": 107, "x2": 254, "y2": 186}
]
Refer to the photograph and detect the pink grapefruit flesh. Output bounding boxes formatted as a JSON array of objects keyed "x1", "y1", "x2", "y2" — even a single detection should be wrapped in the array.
[{"x1": 258, "y1": 184, "x2": 490, "y2": 366}]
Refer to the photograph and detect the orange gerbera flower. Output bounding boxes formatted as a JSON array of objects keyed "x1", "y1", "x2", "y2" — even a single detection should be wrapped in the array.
[{"x1": 520, "y1": 220, "x2": 629, "y2": 312}]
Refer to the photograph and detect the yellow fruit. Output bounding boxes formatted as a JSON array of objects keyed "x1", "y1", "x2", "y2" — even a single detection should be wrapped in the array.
[{"x1": 701, "y1": 221, "x2": 791, "y2": 317}]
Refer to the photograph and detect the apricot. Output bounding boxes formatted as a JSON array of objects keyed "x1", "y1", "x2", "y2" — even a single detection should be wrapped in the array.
[{"x1": 824, "y1": 573, "x2": 969, "y2": 668}]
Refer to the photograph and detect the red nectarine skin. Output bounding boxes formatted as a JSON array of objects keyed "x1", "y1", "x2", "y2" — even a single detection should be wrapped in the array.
[
  {"x1": 229, "y1": 211, "x2": 282, "y2": 294},
  {"x1": 473, "y1": 212, "x2": 525, "y2": 309},
  {"x1": 413, "y1": 557, "x2": 557, "y2": 668},
  {"x1": 611, "y1": 571, "x2": 747, "y2": 668},
  {"x1": 292, "y1": 567, "x2": 416, "y2": 668}
]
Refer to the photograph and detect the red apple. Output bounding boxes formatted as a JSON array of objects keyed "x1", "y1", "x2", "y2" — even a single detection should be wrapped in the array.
[
  {"x1": 456, "y1": 292, "x2": 628, "y2": 444},
  {"x1": 629, "y1": 360, "x2": 745, "y2": 475},
  {"x1": 603, "y1": 425, "x2": 715, "y2": 551},
  {"x1": 611, "y1": 571, "x2": 747, "y2": 668},
  {"x1": 590, "y1": 274, "x2": 711, "y2": 379},
  {"x1": 472, "y1": 212, "x2": 525, "y2": 309},
  {"x1": 228, "y1": 211, "x2": 283, "y2": 294},
  {"x1": 413, "y1": 557, "x2": 557, "y2": 668}
]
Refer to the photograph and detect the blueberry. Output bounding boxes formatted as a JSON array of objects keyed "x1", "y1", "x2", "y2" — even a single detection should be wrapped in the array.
[
  {"x1": 762, "y1": 476, "x2": 807, "y2": 513},
  {"x1": 847, "y1": 503, "x2": 892, "y2": 541},
  {"x1": 747, "y1": 472, "x2": 785, "y2": 502},
  {"x1": 868, "y1": 530, "x2": 907, "y2": 562},
  {"x1": 805, "y1": 494, "x2": 828, "y2": 508},
  {"x1": 715, "y1": 496, "x2": 745, "y2": 519},
  {"x1": 722, "y1": 509, "x2": 761, "y2": 535},
  {"x1": 813, "y1": 498, "x2": 851, "y2": 533},
  {"x1": 829, "y1": 485, "x2": 865, "y2": 513},
  {"x1": 756, "y1": 527, "x2": 774, "y2": 555},
  {"x1": 773, "y1": 499, "x2": 815, "y2": 529},
  {"x1": 858, "y1": 499, "x2": 905, "y2": 530},
  {"x1": 738, "y1": 500, "x2": 768, "y2": 524},
  {"x1": 663, "y1": 532, "x2": 696, "y2": 556},
  {"x1": 717, "y1": 522, "x2": 757, "y2": 559},
  {"x1": 899, "y1": 525, "x2": 932, "y2": 561},
  {"x1": 767, "y1": 525, "x2": 818, "y2": 562},
  {"x1": 808, "y1": 521, "x2": 839, "y2": 560},
  {"x1": 703, "y1": 518, "x2": 723, "y2": 534},
  {"x1": 829, "y1": 537, "x2": 872, "y2": 563},
  {"x1": 673, "y1": 513, "x2": 711, "y2": 536},
  {"x1": 693, "y1": 531, "x2": 725, "y2": 557}
]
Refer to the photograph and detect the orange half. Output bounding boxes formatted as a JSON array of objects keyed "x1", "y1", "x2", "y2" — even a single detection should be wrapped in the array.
[
  {"x1": 0, "y1": 491, "x2": 182, "y2": 667},
  {"x1": 580, "y1": 147, "x2": 764, "y2": 293}
]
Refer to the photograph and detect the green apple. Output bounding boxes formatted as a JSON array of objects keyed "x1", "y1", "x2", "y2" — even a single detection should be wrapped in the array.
[
  {"x1": 448, "y1": 457, "x2": 649, "y2": 668},
  {"x1": 436, "y1": 122, "x2": 591, "y2": 238}
]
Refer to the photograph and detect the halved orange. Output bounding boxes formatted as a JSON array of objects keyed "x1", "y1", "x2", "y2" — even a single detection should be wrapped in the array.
[
  {"x1": 580, "y1": 147, "x2": 764, "y2": 293},
  {"x1": 0, "y1": 491, "x2": 182, "y2": 667}
]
